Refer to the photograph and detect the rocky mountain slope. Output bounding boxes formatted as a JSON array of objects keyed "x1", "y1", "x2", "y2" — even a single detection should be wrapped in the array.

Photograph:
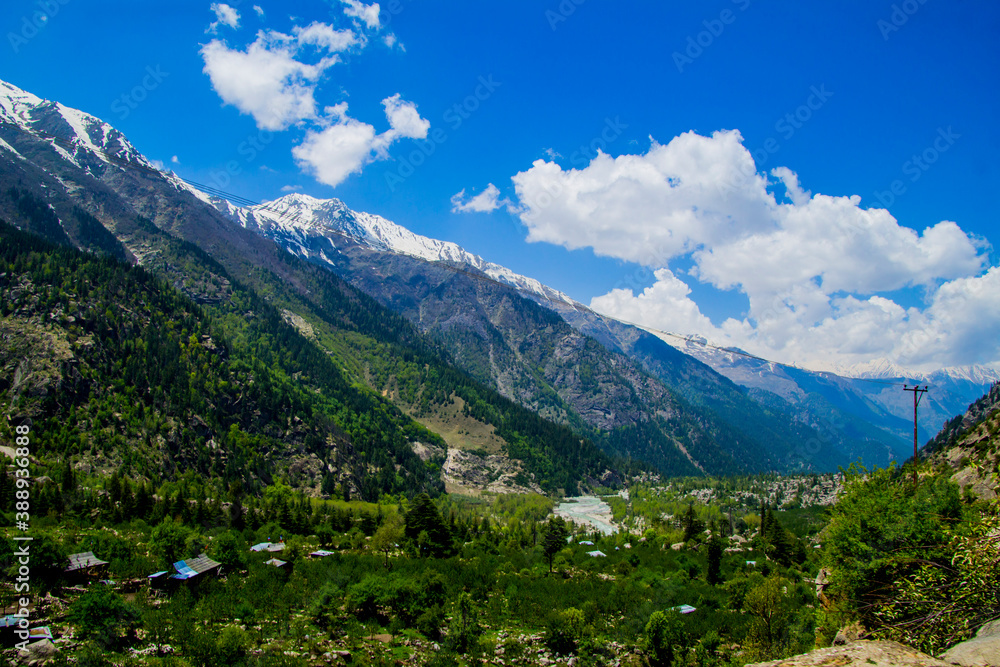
[
  {"x1": 665, "y1": 333, "x2": 1000, "y2": 451},
  {"x1": 215, "y1": 193, "x2": 865, "y2": 474},
  {"x1": 0, "y1": 77, "x2": 626, "y2": 495},
  {"x1": 5, "y1": 75, "x2": 975, "y2": 480},
  {"x1": 215, "y1": 190, "x2": 931, "y2": 472},
  {"x1": 921, "y1": 381, "x2": 1000, "y2": 499}
]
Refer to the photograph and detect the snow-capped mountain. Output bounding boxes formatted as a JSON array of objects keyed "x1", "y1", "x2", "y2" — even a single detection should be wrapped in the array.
[
  {"x1": 658, "y1": 334, "x2": 999, "y2": 444},
  {"x1": 0, "y1": 79, "x2": 155, "y2": 174},
  {"x1": 4, "y1": 74, "x2": 993, "y2": 469},
  {"x1": 212, "y1": 189, "x2": 999, "y2": 453},
  {"x1": 216, "y1": 192, "x2": 577, "y2": 308}
]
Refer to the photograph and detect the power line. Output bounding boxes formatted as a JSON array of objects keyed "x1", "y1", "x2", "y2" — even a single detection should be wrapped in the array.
[{"x1": 5, "y1": 121, "x2": 925, "y2": 388}]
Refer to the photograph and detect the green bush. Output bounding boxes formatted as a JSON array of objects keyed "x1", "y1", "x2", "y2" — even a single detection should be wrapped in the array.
[{"x1": 68, "y1": 586, "x2": 141, "y2": 650}]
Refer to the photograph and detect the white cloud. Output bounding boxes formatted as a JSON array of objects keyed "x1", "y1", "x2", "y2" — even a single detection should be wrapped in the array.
[
  {"x1": 171, "y1": 155, "x2": 179, "y2": 164},
  {"x1": 591, "y1": 268, "x2": 719, "y2": 337},
  {"x1": 280, "y1": 184, "x2": 303, "y2": 192},
  {"x1": 451, "y1": 183, "x2": 506, "y2": 214},
  {"x1": 201, "y1": 3, "x2": 427, "y2": 188},
  {"x1": 373, "y1": 93, "x2": 429, "y2": 154},
  {"x1": 293, "y1": 21, "x2": 361, "y2": 53},
  {"x1": 253, "y1": 5, "x2": 265, "y2": 18},
  {"x1": 512, "y1": 131, "x2": 776, "y2": 266},
  {"x1": 208, "y1": 3, "x2": 240, "y2": 32},
  {"x1": 292, "y1": 104, "x2": 376, "y2": 187},
  {"x1": 201, "y1": 28, "x2": 346, "y2": 130},
  {"x1": 502, "y1": 129, "x2": 995, "y2": 369},
  {"x1": 292, "y1": 97, "x2": 429, "y2": 188},
  {"x1": 341, "y1": 0, "x2": 381, "y2": 30}
]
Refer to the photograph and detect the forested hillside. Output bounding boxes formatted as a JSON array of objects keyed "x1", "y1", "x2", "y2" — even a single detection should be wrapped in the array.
[{"x1": 0, "y1": 203, "x2": 625, "y2": 497}]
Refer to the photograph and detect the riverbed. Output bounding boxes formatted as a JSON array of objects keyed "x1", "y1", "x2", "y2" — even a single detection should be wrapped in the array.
[{"x1": 554, "y1": 495, "x2": 616, "y2": 535}]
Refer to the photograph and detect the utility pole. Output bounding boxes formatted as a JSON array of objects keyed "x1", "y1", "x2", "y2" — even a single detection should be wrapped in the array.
[{"x1": 903, "y1": 385, "x2": 929, "y2": 487}]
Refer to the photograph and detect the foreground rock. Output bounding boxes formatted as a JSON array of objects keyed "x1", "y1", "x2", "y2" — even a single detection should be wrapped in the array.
[
  {"x1": 940, "y1": 620, "x2": 1000, "y2": 666},
  {"x1": 744, "y1": 640, "x2": 952, "y2": 667}
]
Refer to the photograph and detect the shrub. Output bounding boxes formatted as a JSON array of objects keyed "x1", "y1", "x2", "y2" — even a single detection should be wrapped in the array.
[{"x1": 68, "y1": 586, "x2": 141, "y2": 650}]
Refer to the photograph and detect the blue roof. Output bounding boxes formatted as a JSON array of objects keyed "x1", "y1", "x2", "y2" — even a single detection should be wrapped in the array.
[{"x1": 172, "y1": 561, "x2": 199, "y2": 578}]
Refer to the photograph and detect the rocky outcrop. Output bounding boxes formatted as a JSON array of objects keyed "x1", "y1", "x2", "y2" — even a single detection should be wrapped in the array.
[
  {"x1": 744, "y1": 640, "x2": 953, "y2": 667},
  {"x1": 923, "y1": 383, "x2": 1000, "y2": 500},
  {"x1": 440, "y1": 448, "x2": 542, "y2": 496},
  {"x1": 940, "y1": 619, "x2": 1000, "y2": 666}
]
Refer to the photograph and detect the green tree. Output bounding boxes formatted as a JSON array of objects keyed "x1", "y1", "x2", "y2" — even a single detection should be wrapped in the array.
[
  {"x1": 546, "y1": 607, "x2": 590, "y2": 655},
  {"x1": 823, "y1": 465, "x2": 962, "y2": 618},
  {"x1": 208, "y1": 530, "x2": 244, "y2": 570},
  {"x1": 871, "y1": 498, "x2": 1000, "y2": 654},
  {"x1": 744, "y1": 575, "x2": 789, "y2": 658},
  {"x1": 404, "y1": 493, "x2": 453, "y2": 557},
  {"x1": 371, "y1": 513, "x2": 405, "y2": 568},
  {"x1": 645, "y1": 609, "x2": 686, "y2": 666},
  {"x1": 151, "y1": 519, "x2": 192, "y2": 566},
  {"x1": 68, "y1": 586, "x2": 141, "y2": 650},
  {"x1": 446, "y1": 592, "x2": 481, "y2": 653},
  {"x1": 29, "y1": 533, "x2": 67, "y2": 593},
  {"x1": 705, "y1": 534, "x2": 724, "y2": 585},
  {"x1": 681, "y1": 503, "x2": 704, "y2": 542},
  {"x1": 542, "y1": 516, "x2": 569, "y2": 573}
]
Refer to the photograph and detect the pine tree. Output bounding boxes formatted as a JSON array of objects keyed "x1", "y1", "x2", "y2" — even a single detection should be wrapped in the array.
[
  {"x1": 542, "y1": 516, "x2": 570, "y2": 573},
  {"x1": 404, "y1": 493, "x2": 453, "y2": 557}
]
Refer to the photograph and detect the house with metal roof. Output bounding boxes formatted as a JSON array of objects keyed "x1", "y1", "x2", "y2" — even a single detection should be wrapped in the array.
[
  {"x1": 170, "y1": 553, "x2": 222, "y2": 581},
  {"x1": 309, "y1": 550, "x2": 335, "y2": 558},
  {"x1": 65, "y1": 552, "x2": 109, "y2": 574}
]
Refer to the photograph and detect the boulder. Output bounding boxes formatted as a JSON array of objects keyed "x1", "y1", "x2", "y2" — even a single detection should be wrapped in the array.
[
  {"x1": 744, "y1": 639, "x2": 952, "y2": 666},
  {"x1": 939, "y1": 620, "x2": 1000, "y2": 666}
]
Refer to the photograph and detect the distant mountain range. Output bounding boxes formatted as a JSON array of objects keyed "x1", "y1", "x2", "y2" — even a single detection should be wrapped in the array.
[
  {"x1": 2, "y1": 75, "x2": 992, "y2": 487},
  {"x1": 208, "y1": 188, "x2": 998, "y2": 466}
]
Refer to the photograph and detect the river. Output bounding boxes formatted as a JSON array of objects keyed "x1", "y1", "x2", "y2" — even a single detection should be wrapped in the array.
[{"x1": 554, "y1": 495, "x2": 617, "y2": 535}]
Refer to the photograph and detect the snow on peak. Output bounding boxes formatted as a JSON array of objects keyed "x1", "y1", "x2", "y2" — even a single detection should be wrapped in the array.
[
  {"x1": 834, "y1": 358, "x2": 921, "y2": 381},
  {"x1": 929, "y1": 365, "x2": 1000, "y2": 386},
  {"x1": 221, "y1": 193, "x2": 578, "y2": 306},
  {"x1": 0, "y1": 76, "x2": 154, "y2": 172},
  {"x1": 0, "y1": 79, "x2": 43, "y2": 128}
]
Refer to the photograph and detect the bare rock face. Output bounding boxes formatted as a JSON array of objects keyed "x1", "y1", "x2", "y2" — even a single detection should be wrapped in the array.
[
  {"x1": 940, "y1": 620, "x2": 1000, "y2": 666},
  {"x1": 744, "y1": 640, "x2": 953, "y2": 667},
  {"x1": 441, "y1": 448, "x2": 542, "y2": 495}
]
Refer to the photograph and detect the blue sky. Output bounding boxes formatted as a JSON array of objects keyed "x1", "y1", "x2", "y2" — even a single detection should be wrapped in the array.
[{"x1": 2, "y1": 0, "x2": 999, "y2": 372}]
